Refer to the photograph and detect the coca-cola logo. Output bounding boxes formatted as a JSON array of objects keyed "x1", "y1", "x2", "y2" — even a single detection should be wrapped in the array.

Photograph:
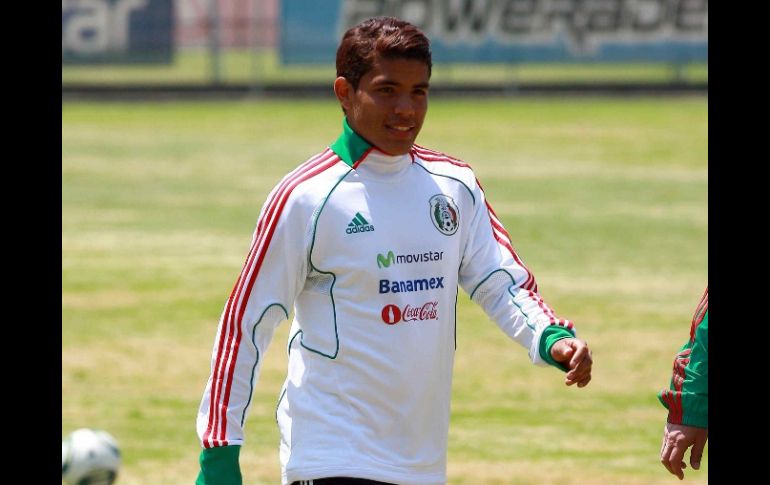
[
  {"x1": 381, "y1": 304, "x2": 402, "y2": 325},
  {"x1": 380, "y1": 302, "x2": 438, "y2": 325}
]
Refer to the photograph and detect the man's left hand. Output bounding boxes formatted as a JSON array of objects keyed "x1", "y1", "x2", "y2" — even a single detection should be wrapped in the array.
[{"x1": 550, "y1": 338, "x2": 593, "y2": 388}]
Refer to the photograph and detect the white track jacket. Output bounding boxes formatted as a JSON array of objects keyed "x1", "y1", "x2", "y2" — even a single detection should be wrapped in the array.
[{"x1": 197, "y1": 119, "x2": 576, "y2": 485}]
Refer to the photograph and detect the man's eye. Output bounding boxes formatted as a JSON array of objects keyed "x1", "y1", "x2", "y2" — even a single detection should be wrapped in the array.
[{"x1": 379, "y1": 87, "x2": 395, "y2": 94}]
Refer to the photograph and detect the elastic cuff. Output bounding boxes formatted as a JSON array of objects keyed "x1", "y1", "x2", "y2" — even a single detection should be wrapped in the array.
[
  {"x1": 197, "y1": 445, "x2": 242, "y2": 485},
  {"x1": 539, "y1": 326, "x2": 575, "y2": 372},
  {"x1": 679, "y1": 412, "x2": 708, "y2": 429}
]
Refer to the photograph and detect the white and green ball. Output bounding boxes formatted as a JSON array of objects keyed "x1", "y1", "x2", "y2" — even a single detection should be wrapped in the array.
[{"x1": 62, "y1": 428, "x2": 121, "y2": 485}]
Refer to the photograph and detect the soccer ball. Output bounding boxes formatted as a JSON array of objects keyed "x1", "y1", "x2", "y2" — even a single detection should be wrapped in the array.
[{"x1": 62, "y1": 428, "x2": 121, "y2": 485}]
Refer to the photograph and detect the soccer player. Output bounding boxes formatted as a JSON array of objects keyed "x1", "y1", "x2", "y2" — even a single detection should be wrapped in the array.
[
  {"x1": 196, "y1": 16, "x2": 593, "y2": 485},
  {"x1": 659, "y1": 286, "x2": 708, "y2": 480}
]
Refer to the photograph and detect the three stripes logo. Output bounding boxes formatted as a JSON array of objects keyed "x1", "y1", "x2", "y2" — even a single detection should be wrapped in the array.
[{"x1": 346, "y1": 212, "x2": 375, "y2": 234}]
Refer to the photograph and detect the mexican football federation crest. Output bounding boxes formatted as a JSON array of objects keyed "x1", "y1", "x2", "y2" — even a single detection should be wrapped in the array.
[{"x1": 429, "y1": 194, "x2": 459, "y2": 236}]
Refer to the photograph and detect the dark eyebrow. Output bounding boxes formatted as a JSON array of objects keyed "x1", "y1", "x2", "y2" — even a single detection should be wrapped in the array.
[
  {"x1": 372, "y1": 79, "x2": 430, "y2": 89},
  {"x1": 371, "y1": 79, "x2": 400, "y2": 87}
]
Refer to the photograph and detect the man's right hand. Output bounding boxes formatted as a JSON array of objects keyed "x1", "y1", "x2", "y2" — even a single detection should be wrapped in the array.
[{"x1": 659, "y1": 422, "x2": 708, "y2": 480}]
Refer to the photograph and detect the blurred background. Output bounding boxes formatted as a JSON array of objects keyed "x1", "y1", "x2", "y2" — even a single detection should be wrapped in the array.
[
  {"x1": 62, "y1": 0, "x2": 707, "y2": 95},
  {"x1": 62, "y1": 1, "x2": 708, "y2": 484}
]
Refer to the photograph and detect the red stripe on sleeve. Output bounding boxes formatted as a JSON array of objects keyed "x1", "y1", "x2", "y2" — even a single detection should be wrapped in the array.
[
  {"x1": 528, "y1": 290, "x2": 557, "y2": 324},
  {"x1": 202, "y1": 152, "x2": 339, "y2": 447},
  {"x1": 412, "y1": 145, "x2": 471, "y2": 168},
  {"x1": 203, "y1": 151, "x2": 335, "y2": 446},
  {"x1": 215, "y1": 156, "x2": 341, "y2": 443},
  {"x1": 690, "y1": 287, "x2": 708, "y2": 343},
  {"x1": 257, "y1": 150, "x2": 333, "y2": 235}
]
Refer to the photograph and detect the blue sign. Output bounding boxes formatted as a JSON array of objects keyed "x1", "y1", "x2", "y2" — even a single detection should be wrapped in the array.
[
  {"x1": 280, "y1": 0, "x2": 707, "y2": 64},
  {"x1": 62, "y1": 0, "x2": 173, "y2": 64}
]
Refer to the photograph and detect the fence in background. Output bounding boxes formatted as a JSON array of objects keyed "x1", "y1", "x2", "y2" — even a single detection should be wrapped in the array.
[{"x1": 62, "y1": 0, "x2": 708, "y2": 95}]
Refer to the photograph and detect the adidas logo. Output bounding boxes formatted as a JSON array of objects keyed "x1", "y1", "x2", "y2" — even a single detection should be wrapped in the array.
[{"x1": 346, "y1": 212, "x2": 375, "y2": 234}]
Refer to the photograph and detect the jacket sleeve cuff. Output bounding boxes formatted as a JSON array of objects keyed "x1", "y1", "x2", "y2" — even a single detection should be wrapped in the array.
[
  {"x1": 657, "y1": 392, "x2": 708, "y2": 428},
  {"x1": 538, "y1": 326, "x2": 576, "y2": 372},
  {"x1": 196, "y1": 445, "x2": 242, "y2": 485},
  {"x1": 673, "y1": 412, "x2": 708, "y2": 429}
]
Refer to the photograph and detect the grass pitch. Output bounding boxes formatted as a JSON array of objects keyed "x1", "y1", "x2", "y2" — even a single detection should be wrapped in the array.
[{"x1": 62, "y1": 97, "x2": 707, "y2": 484}]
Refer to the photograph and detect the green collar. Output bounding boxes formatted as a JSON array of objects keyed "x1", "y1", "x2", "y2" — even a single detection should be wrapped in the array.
[{"x1": 330, "y1": 118, "x2": 373, "y2": 167}]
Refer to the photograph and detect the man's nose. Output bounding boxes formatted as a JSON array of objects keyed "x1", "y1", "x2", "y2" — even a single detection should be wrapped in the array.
[{"x1": 393, "y1": 94, "x2": 415, "y2": 116}]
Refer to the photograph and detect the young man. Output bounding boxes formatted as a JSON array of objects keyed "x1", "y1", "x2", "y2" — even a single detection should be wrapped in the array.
[
  {"x1": 659, "y1": 287, "x2": 708, "y2": 480},
  {"x1": 196, "y1": 17, "x2": 593, "y2": 485}
]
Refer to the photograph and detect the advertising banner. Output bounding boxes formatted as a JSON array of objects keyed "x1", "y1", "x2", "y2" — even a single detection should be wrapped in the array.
[
  {"x1": 62, "y1": 0, "x2": 174, "y2": 64},
  {"x1": 281, "y1": 0, "x2": 707, "y2": 64}
]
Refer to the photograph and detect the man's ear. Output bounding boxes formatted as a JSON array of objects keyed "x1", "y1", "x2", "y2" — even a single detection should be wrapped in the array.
[{"x1": 334, "y1": 77, "x2": 353, "y2": 112}]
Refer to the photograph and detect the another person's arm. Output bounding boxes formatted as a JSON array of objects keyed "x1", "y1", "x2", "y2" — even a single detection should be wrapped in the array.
[{"x1": 658, "y1": 288, "x2": 708, "y2": 479}]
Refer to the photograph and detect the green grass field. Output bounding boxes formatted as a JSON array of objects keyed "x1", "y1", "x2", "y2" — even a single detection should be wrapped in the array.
[{"x1": 62, "y1": 96, "x2": 708, "y2": 484}]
